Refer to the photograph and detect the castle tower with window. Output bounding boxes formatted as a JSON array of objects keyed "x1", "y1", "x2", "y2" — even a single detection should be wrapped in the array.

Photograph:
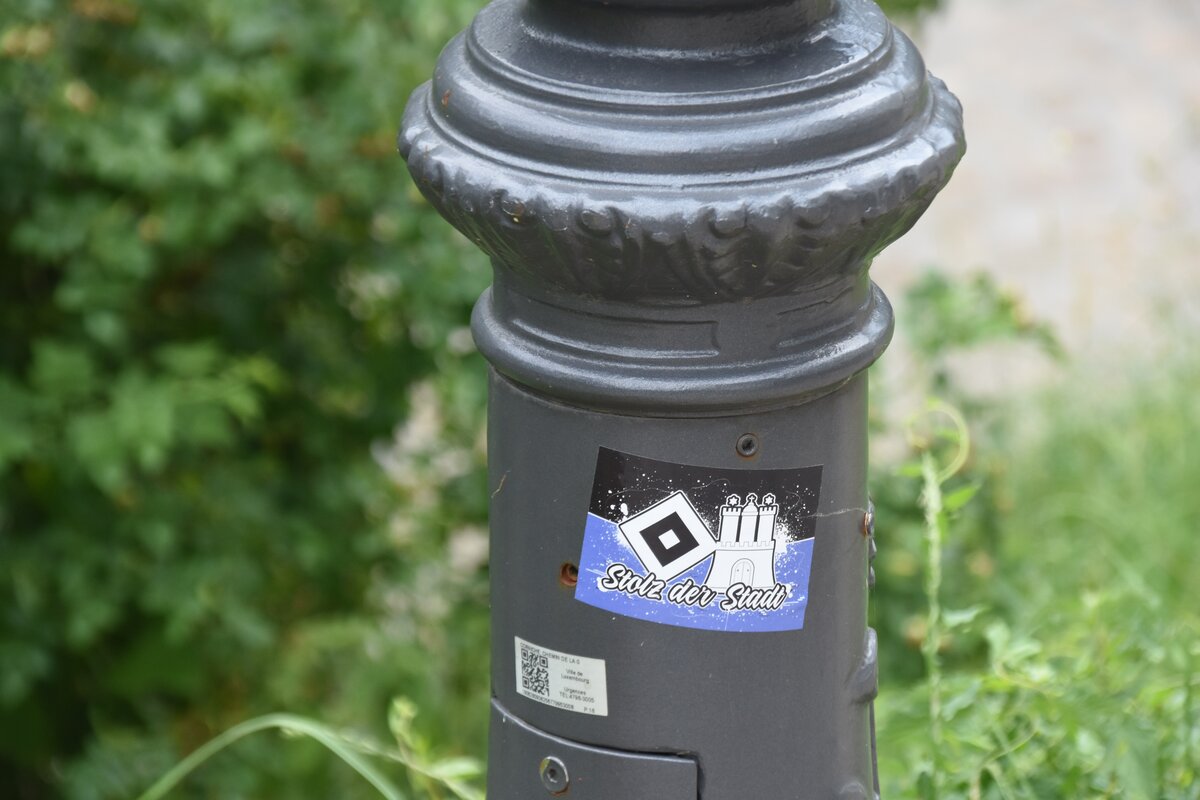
[{"x1": 703, "y1": 493, "x2": 779, "y2": 591}]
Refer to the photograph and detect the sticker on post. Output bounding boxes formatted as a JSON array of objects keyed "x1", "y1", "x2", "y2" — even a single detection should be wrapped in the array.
[
  {"x1": 515, "y1": 637, "x2": 608, "y2": 716},
  {"x1": 575, "y1": 447, "x2": 823, "y2": 633}
]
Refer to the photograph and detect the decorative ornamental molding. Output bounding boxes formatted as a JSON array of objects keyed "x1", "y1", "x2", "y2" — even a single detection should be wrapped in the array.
[{"x1": 400, "y1": 0, "x2": 964, "y2": 305}]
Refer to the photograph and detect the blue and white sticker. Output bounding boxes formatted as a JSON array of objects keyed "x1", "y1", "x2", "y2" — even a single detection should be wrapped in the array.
[{"x1": 575, "y1": 447, "x2": 822, "y2": 633}]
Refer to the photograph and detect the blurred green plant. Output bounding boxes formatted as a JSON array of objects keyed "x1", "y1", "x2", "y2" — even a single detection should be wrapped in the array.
[
  {"x1": 869, "y1": 271, "x2": 1063, "y2": 686},
  {"x1": 903, "y1": 271, "x2": 1063, "y2": 395},
  {"x1": 903, "y1": 399, "x2": 975, "y2": 793},
  {"x1": 879, "y1": 0, "x2": 942, "y2": 17},
  {"x1": 0, "y1": 0, "x2": 491, "y2": 796},
  {"x1": 870, "y1": 277, "x2": 1199, "y2": 798}
]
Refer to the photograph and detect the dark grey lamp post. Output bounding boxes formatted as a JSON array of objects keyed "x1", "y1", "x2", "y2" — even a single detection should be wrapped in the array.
[{"x1": 399, "y1": 0, "x2": 963, "y2": 797}]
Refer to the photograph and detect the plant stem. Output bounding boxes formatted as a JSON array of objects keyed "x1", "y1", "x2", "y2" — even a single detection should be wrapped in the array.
[
  {"x1": 1185, "y1": 636, "x2": 1198, "y2": 789},
  {"x1": 921, "y1": 449, "x2": 945, "y2": 798}
]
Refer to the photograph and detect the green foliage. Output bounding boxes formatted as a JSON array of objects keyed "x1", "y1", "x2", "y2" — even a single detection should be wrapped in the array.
[
  {"x1": 0, "y1": 0, "x2": 490, "y2": 796},
  {"x1": 903, "y1": 271, "x2": 1063, "y2": 394},
  {"x1": 872, "y1": 285, "x2": 1198, "y2": 797}
]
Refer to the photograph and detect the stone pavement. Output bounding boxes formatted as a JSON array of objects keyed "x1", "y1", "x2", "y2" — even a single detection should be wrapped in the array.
[{"x1": 876, "y1": 0, "x2": 1200, "y2": 372}]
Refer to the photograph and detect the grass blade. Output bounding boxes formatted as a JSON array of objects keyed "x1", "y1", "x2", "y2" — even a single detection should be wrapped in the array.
[{"x1": 135, "y1": 713, "x2": 407, "y2": 800}]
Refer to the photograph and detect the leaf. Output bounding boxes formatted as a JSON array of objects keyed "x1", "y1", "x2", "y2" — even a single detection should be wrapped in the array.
[
  {"x1": 942, "y1": 483, "x2": 980, "y2": 513},
  {"x1": 0, "y1": 377, "x2": 34, "y2": 470},
  {"x1": 29, "y1": 340, "x2": 96, "y2": 399},
  {"x1": 942, "y1": 605, "x2": 987, "y2": 629},
  {"x1": 388, "y1": 697, "x2": 420, "y2": 750},
  {"x1": 425, "y1": 757, "x2": 483, "y2": 781},
  {"x1": 156, "y1": 342, "x2": 222, "y2": 378},
  {"x1": 68, "y1": 410, "x2": 130, "y2": 492},
  {"x1": 1113, "y1": 727, "x2": 1159, "y2": 800}
]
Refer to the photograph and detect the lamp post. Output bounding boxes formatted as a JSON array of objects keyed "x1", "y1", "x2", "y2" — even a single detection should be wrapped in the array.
[{"x1": 400, "y1": 0, "x2": 963, "y2": 796}]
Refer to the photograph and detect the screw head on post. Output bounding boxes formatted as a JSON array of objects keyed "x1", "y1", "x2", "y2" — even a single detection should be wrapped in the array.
[
  {"x1": 539, "y1": 756, "x2": 570, "y2": 795},
  {"x1": 735, "y1": 433, "x2": 760, "y2": 458}
]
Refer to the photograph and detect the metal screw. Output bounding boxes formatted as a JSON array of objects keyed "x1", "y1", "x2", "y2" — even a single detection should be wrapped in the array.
[
  {"x1": 735, "y1": 433, "x2": 759, "y2": 458},
  {"x1": 539, "y1": 756, "x2": 569, "y2": 795}
]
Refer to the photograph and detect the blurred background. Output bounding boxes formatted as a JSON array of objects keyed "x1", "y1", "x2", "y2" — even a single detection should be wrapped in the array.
[{"x1": 0, "y1": 0, "x2": 1195, "y2": 798}]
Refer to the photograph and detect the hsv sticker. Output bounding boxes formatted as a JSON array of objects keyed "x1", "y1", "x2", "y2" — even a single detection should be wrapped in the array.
[
  {"x1": 575, "y1": 447, "x2": 822, "y2": 633},
  {"x1": 515, "y1": 637, "x2": 608, "y2": 716}
]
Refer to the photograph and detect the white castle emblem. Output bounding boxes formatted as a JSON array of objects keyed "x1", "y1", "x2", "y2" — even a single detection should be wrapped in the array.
[
  {"x1": 703, "y1": 493, "x2": 779, "y2": 591},
  {"x1": 613, "y1": 489, "x2": 785, "y2": 595}
]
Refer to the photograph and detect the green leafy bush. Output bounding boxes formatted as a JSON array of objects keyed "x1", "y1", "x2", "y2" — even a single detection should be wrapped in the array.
[{"x1": 0, "y1": 0, "x2": 491, "y2": 796}]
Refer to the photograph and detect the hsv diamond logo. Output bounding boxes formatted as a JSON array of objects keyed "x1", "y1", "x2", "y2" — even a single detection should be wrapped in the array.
[
  {"x1": 618, "y1": 491, "x2": 717, "y2": 581},
  {"x1": 575, "y1": 447, "x2": 823, "y2": 633}
]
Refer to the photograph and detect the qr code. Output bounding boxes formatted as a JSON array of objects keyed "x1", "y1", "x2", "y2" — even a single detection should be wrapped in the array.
[{"x1": 519, "y1": 643, "x2": 550, "y2": 698}]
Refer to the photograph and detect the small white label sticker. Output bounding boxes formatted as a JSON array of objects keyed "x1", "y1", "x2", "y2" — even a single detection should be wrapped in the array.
[{"x1": 515, "y1": 636, "x2": 608, "y2": 716}]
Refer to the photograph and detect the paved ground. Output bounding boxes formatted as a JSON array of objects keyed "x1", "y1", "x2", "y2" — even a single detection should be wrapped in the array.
[{"x1": 875, "y1": 0, "x2": 1200, "y2": 387}]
